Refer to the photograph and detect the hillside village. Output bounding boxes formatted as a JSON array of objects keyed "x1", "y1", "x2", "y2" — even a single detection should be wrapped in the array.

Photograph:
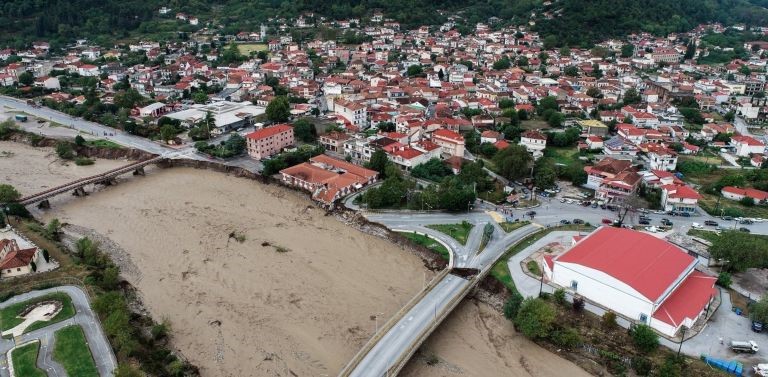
[{"x1": 3, "y1": 6, "x2": 768, "y2": 377}]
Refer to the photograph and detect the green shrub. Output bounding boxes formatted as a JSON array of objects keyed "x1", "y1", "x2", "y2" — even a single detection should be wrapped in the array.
[
  {"x1": 632, "y1": 356, "x2": 652, "y2": 376},
  {"x1": 550, "y1": 326, "x2": 581, "y2": 349},
  {"x1": 602, "y1": 311, "x2": 617, "y2": 329},
  {"x1": 554, "y1": 288, "x2": 567, "y2": 306},
  {"x1": 717, "y1": 272, "x2": 732, "y2": 288},
  {"x1": 515, "y1": 298, "x2": 556, "y2": 339},
  {"x1": 630, "y1": 324, "x2": 659, "y2": 353},
  {"x1": 55, "y1": 142, "x2": 75, "y2": 160},
  {"x1": 74, "y1": 157, "x2": 94, "y2": 166},
  {"x1": 503, "y1": 291, "x2": 524, "y2": 320}
]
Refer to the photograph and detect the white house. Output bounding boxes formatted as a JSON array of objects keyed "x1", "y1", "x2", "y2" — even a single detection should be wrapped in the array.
[
  {"x1": 647, "y1": 149, "x2": 678, "y2": 171},
  {"x1": 660, "y1": 184, "x2": 701, "y2": 213},
  {"x1": 333, "y1": 98, "x2": 368, "y2": 129},
  {"x1": 730, "y1": 135, "x2": 765, "y2": 157},
  {"x1": 543, "y1": 227, "x2": 717, "y2": 337},
  {"x1": 519, "y1": 130, "x2": 547, "y2": 158},
  {"x1": 721, "y1": 186, "x2": 768, "y2": 205}
]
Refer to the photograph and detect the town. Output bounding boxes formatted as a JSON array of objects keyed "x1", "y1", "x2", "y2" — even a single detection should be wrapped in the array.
[{"x1": 0, "y1": 5, "x2": 768, "y2": 377}]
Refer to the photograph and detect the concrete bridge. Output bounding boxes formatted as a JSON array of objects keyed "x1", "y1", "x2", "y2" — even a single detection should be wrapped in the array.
[{"x1": 15, "y1": 156, "x2": 164, "y2": 208}]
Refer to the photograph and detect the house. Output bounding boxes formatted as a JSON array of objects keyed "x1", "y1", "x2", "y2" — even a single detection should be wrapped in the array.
[
  {"x1": 542, "y1": 227, "x2": 716, "y2": 337},
  {"x1": 646, "y1": 146, "x2": 678, "y2": 171},
  {"x1": 721, "y1": 186, "x2": 768, "y2": 205},
  {"x1": 245, "y1": 124, "x2": 295, "y2": 160},
  {"x1": 280, "y1": 155, "x2": 377, "y2": 206},
  {"x1": 519, "y1": 130, "x2": 547, "y2": 158},
  {"x1": 0, "y1": 239, "x2": 40, "y2": 278},
  {"x1": 584, "y1": 157, "x2": 641, "y2": 203},
  {"x1": 579, "y1": 119, "x2": 609, "y2": 137},
  {"x1": 730, "y1": 135, "x2": 765, "y2": 157},
  {"x1": 384, "y1": 144, "x2": 428, "y2": 170},
  {"x1": 431, "y1": 129, "x2": 465, "y2": 157},
  {"x1": 333, "y1": 98, "x2": 368, "y2": 129},
  {"x1": 585, "y1": 136, "x2": 604, "y2": 150},
  {"x1": 319, "y1": 131, "x2": 350, "y2": 153},
  {"x1": 480, "y1": 130, "x2": 502, "y2": 144},
  {"x1": 660, "y1": 184, "x2": 701, "y2": 213},
  {"x1": 603, "y1": 136, "x2": 639, "y2": 156}
]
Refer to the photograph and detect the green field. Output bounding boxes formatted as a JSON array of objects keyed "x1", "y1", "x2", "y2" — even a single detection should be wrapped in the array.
[
  {"x1": 11, "y1": 342, "x2": 46, "y2": 377},
  {"x1": 53, "y1": 326, "x2": 98, "y2": 377},
  {"x1": 237, "y1": 43, "x2": 268, "y2": 55},
  {"x1": 399, "y1": 232, "x2": 450, "y2": 260},
  {"x1": 426, "y1": 222, "x2": 474, "y2": 245},
  {"x1": 0, "y1": 292, "x2": 75, "y2": 334}
]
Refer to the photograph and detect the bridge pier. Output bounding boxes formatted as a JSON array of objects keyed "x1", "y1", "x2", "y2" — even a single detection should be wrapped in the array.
[
  {"x1": 37, "y1": 200, "x2": 50, "y2": 209},
  {"x1": 132, "y1": 166, "x2": 145, "y2": 176},
  {"x1": 72, "y1": 187, "x2": 87, "y2": 197},
  {"x1": 97, "y1": 178, "x2": 117, "y2": 186}
]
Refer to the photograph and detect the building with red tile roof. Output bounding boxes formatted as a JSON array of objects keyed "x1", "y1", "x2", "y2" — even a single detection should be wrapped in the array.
[
  {"x1": 279, "y1": 155, "x2": 378, "y2": 206},
  {"x1": 0, "y1": 239, "x2": 40, "y2": 278},
  {"x1": 245, "y1": 124, "x2": 295, "y2": 160},
  {"x1": 721, "y1": 186, "x2": 768, "y2": 204},
  {"x1": 543, "y1": 227, "x2": 716, "y2": 337},
  {"x1": 431, "y1": 129, "x2": 465, "y2": 157}
]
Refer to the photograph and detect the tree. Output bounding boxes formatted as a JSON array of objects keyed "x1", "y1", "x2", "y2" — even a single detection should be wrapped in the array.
[
  {"x1": 292, "y1": 119, "x2": 317, "y2": 143},
  {"x1": 559, "y1": 46, "x2": 571, "y2": 56},
  {"x1": 492, "y1": 57, "x2": 512, "y2": 70},
  {"x1": 630, "y1": 324, "x2": 659, "y2": 353},
  {"x1": 751, "y1": 296, "x2": 768, "y2": 324},
  {"x1": 563, "y1": 65, "x2": 579, "y2": 77},
  {"x1": 74, "y1": 135, "x2": 86, "y2": 146},
  {"x1": 45, "y1": 218, "x2": 62, "y2": 241},
  {"x1": 515, "y1": 298, "x2": 556, "y2": 339},
  {"x1": 710, "y1": 230, "x2": 768, "y2": 272},
  {"x1": 407, "y1": 64, "x2": 423, "y2": 77},
  {"x1": 684, "y1": 41, "x2": 697, "y2": 60},
  {"x1": 192, "y1": 91, "x2": 208, "y2": 104},
  {"x1": 586, "y1": 87, "x2": 602, "y2": 98},
  {"x1": 716, "y1": 272, "x2": 732, "y2": 288},
  {"x1": 411, "y1": 158, "x2": 452, "y2": 181},
  {"x1": 503, "y1": 291, "x2": 524, "y2": 320},
  {"x1": 56, "y1": 142, "x2": 75, "y2": 160},
  {"x1": 547, "y1": 112, "x2": 565, "y2": 128},
  {"x1": 534, "y1": 158, "x2": 557, "y2": 189},
  {"x1": 365, "y1": 150, "x2": 390, "y2": 178},
  {"x1": 266, "y1": 96, "x2": 290, "y2": 123},
  {"x1": 621, "y1": 44, "x2": 634, "y2": 58},
  {"x1": 537, "y1": 96, "x2": 559, "y2": 114},
  {"x1": 0, "y1": 184, "x2": 21, "y2": 203},
  {"x1": 492, "y1": 144, "x2": 532, "y2": 180},
  {"x1": 740, "y1": 196, "x2": 756, "y2": 207},
  {"x1": 18, "y1": 71, "x2": 34, "y2": 86},
  {"x1": 159, "y1": 124, "x2": 177, "y2": 142},
  {"x1": 623, "y1": 88, "x2": 641, "y2": 104},
  {"x1": 543, "y1": 35, "x2": 558, "y2": 50}
]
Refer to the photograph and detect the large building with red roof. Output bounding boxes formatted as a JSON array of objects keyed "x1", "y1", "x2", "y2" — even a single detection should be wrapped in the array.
[
  {"x1": 279, "y1": 155, "x2": 378, "y2": 206},
  {"x1": 245, "y1": 124, "x2": 295, "y2": 160},
  {"x1": 542, "y1": 227, "x2": 716, "y2": 337}
]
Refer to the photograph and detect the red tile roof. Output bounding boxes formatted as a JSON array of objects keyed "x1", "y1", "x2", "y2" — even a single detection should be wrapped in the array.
[
  {"x1": 652, "y1": 271, "x2": 716, "y2": 326},
  {"x1": 556, "y1": 227, "x2": 695, "y2": 302},
  {"x1": 722, "y1": 186, "x2": 768, "y2": 201},
  {"x1": 0, "y1": 248, "x2": 36, "y2": 270},
  {"x1": 432, "y1": 128, "x2": 464, "y2": 142},
  {"x1": 246, "y1": 124, "x2": 293, "y2": 140}
]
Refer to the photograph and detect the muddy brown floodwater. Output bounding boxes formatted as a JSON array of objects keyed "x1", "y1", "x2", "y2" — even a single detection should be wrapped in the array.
[{"x1": 6, "y1": 141, "x2": 592, "y2": 376}]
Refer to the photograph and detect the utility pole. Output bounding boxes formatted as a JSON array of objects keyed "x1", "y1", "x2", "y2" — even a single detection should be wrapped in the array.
[{"x1": 677, "y1": 325, "x2": 688, "y2": 356}]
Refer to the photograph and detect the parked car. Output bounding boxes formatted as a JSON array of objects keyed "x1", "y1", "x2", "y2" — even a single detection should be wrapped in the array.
[
  {"x1": 526, "y1": 211, "x2": 537, "y2": 216},
  {"x1": 591, "y1": 202, "x2": 598, "y2": 208},
  {"x1": 661, "y1": 218, "x2": 673, "y2": 226},
  {"x1": 740, "y1": 219, "x2": 754, "y2": 225},
  {"x1": 573, "y1": 219, "x2": 585, "y2": 224},
  {"x1": 739, "y1": 227, "x2": 751, "y2": 233},
  {"x1": 722, "y1": 216, "x2": 734, "y2": 221},
  {"x1": 560, "y1": 198, "x2": 566, "y2": 203},
  {"x1": 560, "y1": 219, "x2": 571, "y2": 225},
  {"x1": 639, "y1": 219, "x2": 650, "y2": 225},
  {"x1": 600, "y1": 204, "x2": 607, "y2": 209},
  {"x1": 602, "y1": 218, "x2": 613, "y2": 225},
  {"x1": 753, "y1": 321, "x2": 764, "y2": 333},
  {"x1": 704, "y1": 220, "x2": 719, "y2": 226},
  {"x1": 680, "y1": 212, "x2": 691, "y2": 217},
  {"x1": 691, "y1": 223, "x2": 703, "y2": 229}
]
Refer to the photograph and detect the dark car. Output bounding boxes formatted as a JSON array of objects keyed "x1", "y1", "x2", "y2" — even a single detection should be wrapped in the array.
[
  {"x1": 722, "y1": 216, "x2": 733, "y2": 221},
  {"x1": 600, "y1": 204, "x2": 607, "y2": 209},
  {"x1": 591, "y1": 202, "x2": 598, "y2": 208},
  {"x1": 680, "y1": 212, "x2": 691, "y2": 217},
  {"x1": 639, "y1": 219, "x2": 650, "y2": 225},
  {"x1": 739, "y1": 227, "x2": 751, "y2": 233},
  {"x1": 560, "y1": 219, "x2": 572, "y2": 225},
  {"x1": 753, "y1": 321, "x2": 764, "y2": 333},
  {"x1": 661, "y1": 218, "x2": 673, "y2": 226},
  {"x1": 740, "y1": 219, "x2": 754, "y2": 225},
  {"x1": 705, "y1": 220, "x2": 719, "y2": 226},
  {"x1": 573, "y1": 219, "x2": 585, "y2": 224},
  {"x1": 526, "y1": 211, "x2": 537, "y2": 216}
]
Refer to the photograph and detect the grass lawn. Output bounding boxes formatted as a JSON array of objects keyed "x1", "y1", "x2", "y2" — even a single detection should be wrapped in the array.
[
  {"x1": 237, "y1": 43, "x2": 268, "y2": 55},
  {"x1": 53, "y1": 325, "x2": 98, "y2": 377},
  {"x1": 687, "y1": 228, "x2": 721, "y2": 243},
  {"x1": 545, "y1": 146, "x2": 581, "y2": 166},
  {"x1": 499, "y1": 220, "x2": 531, "y2": 233},
  {"x1": 0, "y1": 292, "x2": 75, "y2": 334},
  {"x1": 399, "y1": 232, "x2": 450, "y2": 260},
  {"x1": 490, "y1": 224, "x2": 595, "y2": 293},
  {"x1": 699, "y1": 193, "x2": 768, "y2": 219},
  {"x1": 426, "y1": 222, "x2": 474, "y2": 245},
  {"x1": 678, "y1": 153, "x2": 726, "y2": 166},
  {"x1": 11, "y1": 342, "x2": 46, "y2": 377},
  {"x1": 526, "y1": 260, "x2": 541, "y2": 276},
  {"x1": 521, "y1": 119, "x2": 550, "y2": 130},
  {"x1": 85, "y1": 139, "x2": 122, "y2": 149}
]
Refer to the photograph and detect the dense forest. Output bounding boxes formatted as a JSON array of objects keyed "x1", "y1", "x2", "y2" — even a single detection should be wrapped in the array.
[{"x1": 1, "y1": 0, "x2": 767, "y2": 49}]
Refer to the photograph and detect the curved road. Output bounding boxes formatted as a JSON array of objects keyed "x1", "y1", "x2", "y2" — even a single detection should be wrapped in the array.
[
  {"x1": 342, "y1": 211, "x2": 541, "y2": 377},
  {"x1": 0, "y1": 285, "x2": 116, "y2": 377}
]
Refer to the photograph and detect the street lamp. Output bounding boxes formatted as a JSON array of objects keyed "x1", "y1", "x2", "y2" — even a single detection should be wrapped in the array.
[{"x1": 677, "y1": 325, "x2": 688, "y2": 356}]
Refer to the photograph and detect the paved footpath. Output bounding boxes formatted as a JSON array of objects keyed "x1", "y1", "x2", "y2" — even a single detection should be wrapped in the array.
[{"x1": 0, "y1": 286, "x2": 116, "y2": 377}]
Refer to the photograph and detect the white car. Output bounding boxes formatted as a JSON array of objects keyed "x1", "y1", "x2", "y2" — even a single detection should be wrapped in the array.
[{"x1": 691, "y1": 223, "x2": 703, "y2": 229}]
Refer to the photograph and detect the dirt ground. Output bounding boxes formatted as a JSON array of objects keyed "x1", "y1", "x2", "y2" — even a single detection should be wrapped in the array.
[{"x1": 7, "y1": 141, "x2": 595, "y2": 376}]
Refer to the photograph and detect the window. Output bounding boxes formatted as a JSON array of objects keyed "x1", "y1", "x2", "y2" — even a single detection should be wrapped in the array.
[
  {"x1": 639, "y1": 313, "x2": 648, "y2": 323},
  {"x1": 570, "y1": 280, "x2": 578, "y2": 291},
  {"x1": 16, "y1": 268, "x2": 20, "y2": 272}
]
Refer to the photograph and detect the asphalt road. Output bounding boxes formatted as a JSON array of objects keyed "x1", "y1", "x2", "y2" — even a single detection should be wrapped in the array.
[
  {"x1": 344, "y1": 211, "x2": 540, "y2": 377},
  {"x1": 0, "y1": 286, "x2": 117, "y2": 377}
]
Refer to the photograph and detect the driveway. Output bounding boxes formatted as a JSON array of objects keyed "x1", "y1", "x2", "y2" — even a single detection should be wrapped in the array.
[{"x1": 0, "y1": 286, "x2": 116, "y2": 377}]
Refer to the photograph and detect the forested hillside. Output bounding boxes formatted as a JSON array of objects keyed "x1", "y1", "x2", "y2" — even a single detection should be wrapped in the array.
[
  {"x1": 1, "y1": 0, "x2": 767, "y2": 49},
  {"x1": 535, "y1": 0, "x2": 768, "y2": 47}
]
